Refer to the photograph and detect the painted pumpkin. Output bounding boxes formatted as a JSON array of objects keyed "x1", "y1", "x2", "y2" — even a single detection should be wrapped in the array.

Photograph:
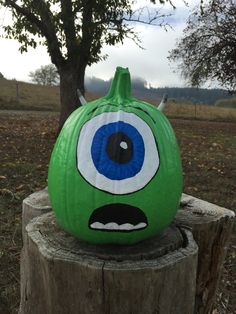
[{"x1": 48, "y1": 67, "x2": 183, "y2": 244}]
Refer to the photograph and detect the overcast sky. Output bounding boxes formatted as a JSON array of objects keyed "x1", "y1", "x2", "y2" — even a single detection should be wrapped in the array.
[{"x1": 0, "y1": 1, "x2": 198, "y2": 88}]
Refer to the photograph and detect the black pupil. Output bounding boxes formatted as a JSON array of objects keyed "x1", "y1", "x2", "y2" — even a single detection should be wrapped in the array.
[{"x1": 106, "y1": 132, "x2": 133, "y2": 164}]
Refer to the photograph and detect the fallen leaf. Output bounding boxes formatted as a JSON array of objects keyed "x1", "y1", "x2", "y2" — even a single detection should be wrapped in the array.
[{"x1": 15, "y1": 184, "x2": 25, "y2": 191}]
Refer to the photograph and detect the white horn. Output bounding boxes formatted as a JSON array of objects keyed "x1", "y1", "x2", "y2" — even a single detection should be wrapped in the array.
[
  {"x1": 158, "y1": 94, "x2": 168, "y2": 112},
  {"x1": 77, "y1": 89, "x2": 87, "y2": 105}
]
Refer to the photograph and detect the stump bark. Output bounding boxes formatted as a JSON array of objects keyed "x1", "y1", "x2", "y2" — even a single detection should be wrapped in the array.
[
  {"x1": 175, "y1": 194, "x2": 235, "y2": 314},
  {"x1": 19, "y1": 212, "x2": 198, "y2": 314},
  {"x1": 22, "y1": 187, "x2": 51, "y2": 241}
]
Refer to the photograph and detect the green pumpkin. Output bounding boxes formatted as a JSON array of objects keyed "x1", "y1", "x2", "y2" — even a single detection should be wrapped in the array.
[{"x1": 48, "y1": 67, "x2": 183, "y2": 245}]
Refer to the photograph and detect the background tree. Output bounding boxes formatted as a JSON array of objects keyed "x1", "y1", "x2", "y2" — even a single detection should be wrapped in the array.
[
  {"x1": 1, "y1": 0, "x2": 175, "y2": 129},
  {"x1": 0, "y1": 72, "x2": 4, "y2": 79},
  {"x1": 169, "y1": 0, "x2": 236, "y2": 93},
  {"x1": 29, "y1": 64, "x2": 59, "y2": 86}
]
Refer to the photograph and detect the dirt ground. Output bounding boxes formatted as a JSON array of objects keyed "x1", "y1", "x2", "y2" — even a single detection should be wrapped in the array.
[{"x1": 0, "y1": 110, "x2": 235, "y2": 313}]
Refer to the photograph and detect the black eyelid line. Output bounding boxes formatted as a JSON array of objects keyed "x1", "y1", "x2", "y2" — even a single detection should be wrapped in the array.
[
  {"x1": 88, "y1": 104, "x2": 156, "y2": 124},
  {"x1": 88, "y1": 105, "x2": 99, "y2": 115},
  {"x1": 87, "y1": 103, "x2": 117, "y2": 115},
  {"x1": 128, "y1": 106, "x2": 156, "y2": 124}
]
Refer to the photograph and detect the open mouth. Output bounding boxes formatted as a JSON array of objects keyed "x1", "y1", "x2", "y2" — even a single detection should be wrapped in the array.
[{"x1": 89, "y1": 203, "x2": 148, "y2": 232}]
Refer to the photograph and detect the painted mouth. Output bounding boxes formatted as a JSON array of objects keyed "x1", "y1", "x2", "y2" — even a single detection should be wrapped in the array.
[{"x1": 89, "y1": 203, "x2": 148, "y2": 232}]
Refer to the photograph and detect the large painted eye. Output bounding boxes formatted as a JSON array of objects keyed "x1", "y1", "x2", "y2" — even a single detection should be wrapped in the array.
[
  {"x1": 91, "y1": 121, "x2": 145, "y2": 180},
  {"x1": 77, "y1": 111, "x2": 159, "y2": 194}
]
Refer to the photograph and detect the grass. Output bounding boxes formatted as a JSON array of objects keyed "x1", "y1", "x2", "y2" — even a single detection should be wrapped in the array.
[
  {"x1": 0, "y1": 111, "x2": 235, "y2": 313},
  {"x1": 148, "y1": 99, "x2": 236, "y2": 122},
  {"x1": 0, "y1": 79, "x2": 60, "y2": 111},
  {"x1": 166, "y1": 101, "x2": 236, "y2": 121}
]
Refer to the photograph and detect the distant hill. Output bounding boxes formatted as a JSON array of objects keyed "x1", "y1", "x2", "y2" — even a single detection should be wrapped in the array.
[
  {"x1": 0, "y1": 77, "x2": 235, "y2": 116},
  {"x1": 85, "y1": 76, "x2": 234, "y2": 106},
  {"x1": 215, "y1": 97, "x2": 236, "y2": 109},
  {"x1": 0, "y1": 78, "x2": 97, "y2": 111},
  {"x1": 0, "y1": 78, "x2": 60, "y2": 111}
]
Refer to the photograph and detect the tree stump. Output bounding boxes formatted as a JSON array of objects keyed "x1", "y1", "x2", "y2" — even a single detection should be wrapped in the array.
[
  {"x1": 19, "y1": 212, "x2": 198, "y2": 314},
  {"x1": 20, "y1": 190, "x2": 235, "y2": 314},
  {"x1": 175, "y1": 194, "x2": 235, "y2": 314}
]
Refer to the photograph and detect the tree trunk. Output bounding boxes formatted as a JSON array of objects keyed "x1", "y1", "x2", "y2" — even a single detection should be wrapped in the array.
[
  {"x1": 19, "y1": 212, "x2": 198, "y2": 314},
  {"x1": 175, "y1": 194, "x2": 235, "y2": 314},
  {"x1": 58, "y1": 62, "x2": 86, "y2": 131}
]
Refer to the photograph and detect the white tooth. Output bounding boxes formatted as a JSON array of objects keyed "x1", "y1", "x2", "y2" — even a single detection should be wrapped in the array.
[
  {"x1": 90, "y1": 222, "x2": 104, "y2": 229},
  {"x1": 119, "y1": 222, "x2": 147, "y2": 230},
  {"x1": 90, "y1": 222, "x2": 147, "y2": 230},
  {"x1": 104, "y1": 222, "x2": 119, "y2": 230},
  {"x1": 119, "y1": 223, "x2": 134, "y2": 230},
  {"x1": 133, "y1": 222, "x2": 147, "y2": 230},
  {"x1": 90, "y1": 222, "x2": 119, "y2": 230}
]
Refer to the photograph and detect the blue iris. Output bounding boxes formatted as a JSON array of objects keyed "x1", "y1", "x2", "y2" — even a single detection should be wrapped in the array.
[{"x1": 91, "y1": 121, "x2": 145, "y2": 180}]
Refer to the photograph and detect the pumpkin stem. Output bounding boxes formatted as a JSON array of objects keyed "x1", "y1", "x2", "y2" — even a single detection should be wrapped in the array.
[{"x1": 106, "y1": 67, "x2": 132, "y2": 103}]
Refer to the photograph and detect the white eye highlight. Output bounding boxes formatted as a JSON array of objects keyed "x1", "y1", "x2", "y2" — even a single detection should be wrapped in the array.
[{"x1": 120, "y1": 141, "x2": 128, "y2": 150}]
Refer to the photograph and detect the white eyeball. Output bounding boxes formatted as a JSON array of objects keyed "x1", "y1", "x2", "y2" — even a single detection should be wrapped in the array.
[{"x1": 77, "y1": 111, "x2": 159, "y2": 194}]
